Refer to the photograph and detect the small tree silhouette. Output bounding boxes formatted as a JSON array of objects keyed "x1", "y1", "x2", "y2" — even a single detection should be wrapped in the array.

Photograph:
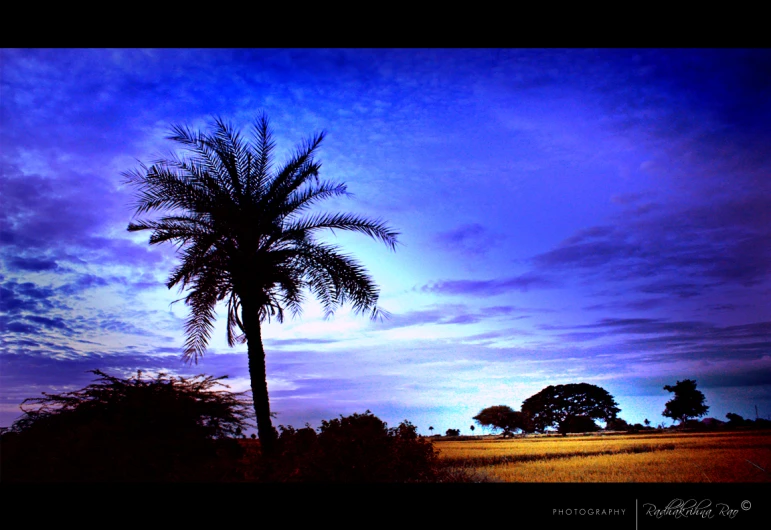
[
  {"x1": 663, "y1": 379, "x2": 709, "y2": 425},
  {"x1": 429, "y1": 426, "x2": 434, "y2": 435}
]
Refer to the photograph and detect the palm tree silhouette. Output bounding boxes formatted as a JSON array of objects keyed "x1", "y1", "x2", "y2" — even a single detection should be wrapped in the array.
[{"x1": 125, "y1": 115, "x2": 398, "y2": 454}]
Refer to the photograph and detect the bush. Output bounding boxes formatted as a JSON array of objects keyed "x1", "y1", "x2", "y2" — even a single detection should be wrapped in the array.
[
  {"x1": 268, "y1": 410, "x2": 440, "y2": 482},
  {"x1": 606, "y1": 417, "x2": 630, "y2": 431},
  {"x1": 0, "y1": 369, "x2": 252, "y2": 481}
]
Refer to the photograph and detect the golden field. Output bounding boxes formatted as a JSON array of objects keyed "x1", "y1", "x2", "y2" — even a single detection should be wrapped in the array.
[{"x1": 433, "y1": 430, "x2": 771, "y2": 482}]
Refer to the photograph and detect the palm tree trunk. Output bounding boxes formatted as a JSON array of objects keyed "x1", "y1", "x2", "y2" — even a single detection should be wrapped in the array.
[{"x1": 243, "y1": 304, "x2": 277, "y2": 455}]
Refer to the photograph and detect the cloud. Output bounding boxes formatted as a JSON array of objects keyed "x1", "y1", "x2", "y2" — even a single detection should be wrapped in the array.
[
  {"x1": 434, "y1": 223, "x2": 504, "y2": 256},
  {"x1": 0, "y1": 280, "x2": 60, "y2": 313},
  {"x1": 531, "y1": 193, "x2": 771, "y2": 297},
  {"x1": 421, "y1": 273, "x2": 555, "y2": 297},
  {"x1": 57, "y1": 274, "x2": 111, "y2": 296},
  {"x1": 372, "y1": 304, "x2": 536, "y2": 331},
  {"x1": 372, "y1": 306, "x2": 470, "y2": 330},
  {"x1": 0, "y1": 163, "x2": 164, "y2": 273},
  {"x1": 5, "y1": 257, "x2": 59, "y2": 272},
  {"x1": 541, "y1": 317, "x2": 771, "y2": 363},
  {"x1": 24, "y1": 315, "x2": 72, "y2": 331},
  {"x1": 264, "y1": 337, "x2": 341, "y2": 347}
]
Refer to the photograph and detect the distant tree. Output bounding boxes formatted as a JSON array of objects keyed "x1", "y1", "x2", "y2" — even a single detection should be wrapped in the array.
[
  {"x1": 755, "y1": 418, "x2": 771, "y2": 429},
  {"x1": 0, "y1": 369, "x2": 251, "y2": 481},
  {"x1": 606, "y1": 417, "x2": 630, "y2": 431},
  {"x1": 662, "y1": 379, "x2": 709, "y2": 425},
  {"x1": 473, "y1": 405, "x2": 532, "y2": 437},
  {"x1": 644, "y1": 418, "x2": 651, "y2": 428},
  {"x1": 429, "y1": 426, "x2": 434, "y2": 435},
  {"x1": 521, "y1": 383, "x2": 620, "y2": 433},
  {"x1": 446, "y1": 428, "x2": 460, "y2": 437},
  {"x1": 725, "y1": 412, "x2": 747, "y2": 428},
  {"x1": 469, "y1": 424, "x2": 475, "y2": 433}
]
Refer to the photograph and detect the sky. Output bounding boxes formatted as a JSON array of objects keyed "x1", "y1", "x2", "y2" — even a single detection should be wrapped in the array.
[{"x1": 1, "y1": 49, "x2": 770, "y2": 435}]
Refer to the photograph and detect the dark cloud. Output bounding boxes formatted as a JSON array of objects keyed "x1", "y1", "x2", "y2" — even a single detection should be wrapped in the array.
[
  {"x1": 6, "y1": 257, "x2": 58, "y2": 272},
  {"x1": 584, "y1": 298, "x2": 670, "y2": 312},
  {"x1": 0, "y1": 164, "x2": 164, "y2": 273},
  {"x1": 542, "y1": 317, "x2": 771, "y2": 363},
  {"x1": 57, "y1": 274, "x2": 110, "y2": 296},
  {"x1": 0, "y1": 280, "x2": 60, "y2": 313},
  {"x1": 422, "y1": 273, "x2": 554, "y2": 297},
  {"x1": 24, "y1": 315, "x2": 71, "y2": 331},
  {"x1": 531, "y1": 193, "x2": 771, "y2": 298},
  {"x1": 1, "y1": 321, "x2": 38, "y2": 334}
]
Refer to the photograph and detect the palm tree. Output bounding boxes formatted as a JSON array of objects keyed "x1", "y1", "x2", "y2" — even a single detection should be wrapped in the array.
[{"x1": 124, "y1": 115, "x2": 399, "y2": 454}]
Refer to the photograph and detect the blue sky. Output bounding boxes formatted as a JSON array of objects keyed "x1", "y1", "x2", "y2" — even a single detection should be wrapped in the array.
[{"x1": 1, "y1": 49, "x2": 769, "y2": 435}]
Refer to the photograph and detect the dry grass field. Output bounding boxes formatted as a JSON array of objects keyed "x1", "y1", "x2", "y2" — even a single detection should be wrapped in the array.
[{"x1": 433, "y1": 430, "x2": 771, "y2": 482}]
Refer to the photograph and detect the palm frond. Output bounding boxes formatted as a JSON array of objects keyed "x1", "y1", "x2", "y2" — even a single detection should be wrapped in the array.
[
  {"x1": 248, "y1": 114, "x2": 275, "y2": 197},
  {"x1": 182, "y1": 283, "x2": 218, "y2": 364},
  {"x1": 281, "y1": 180, "x2": 350, "y2": 218},
  {"x1": 260, "y1": 131, "x2": 325, "y2": 211},
  {"x1": 294, "y1": 241, "x2": 384, "y2": 319},
  {"x1": 283, "y1": 212, "x2": 400, "y2": 250}
]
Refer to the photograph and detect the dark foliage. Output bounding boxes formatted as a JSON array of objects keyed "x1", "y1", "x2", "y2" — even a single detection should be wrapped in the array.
[
  {"x1": 266, "y1": 411, "x2": 440, "y2": 482},
  {"x1": 0, "y1": 370, "x2": 251, "y2": 481},
  {"x1": 473, "y1": 405, "x2": 533, "y2": 436},
  {"x1": 662, "y1": 379, "x2": 709, "y2": 425},
  {"x1": 521, "y1": 383, "x2": 620, "y2": 433},
  {"x1": 445, "y1": 428, "x2": 461, "y2": 437},
  {"x1": 722, "y1": 413, "x2": 771, "y2": 430},
  {"x1": 605, "y1": 417, "x2": 630, "y2": 431},
  {"x1": 556, "y1": 415, "x2": 601, "y2": 435}
]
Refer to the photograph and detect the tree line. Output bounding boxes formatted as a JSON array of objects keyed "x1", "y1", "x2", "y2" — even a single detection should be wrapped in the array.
[{"x1": 471, "y1": 379, "x2": 762, "y2": 436}]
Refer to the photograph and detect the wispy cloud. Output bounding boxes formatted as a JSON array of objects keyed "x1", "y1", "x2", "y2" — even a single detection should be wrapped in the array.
[{"x1": 421, "y1": 273, "x2": 555, "y2": 297}]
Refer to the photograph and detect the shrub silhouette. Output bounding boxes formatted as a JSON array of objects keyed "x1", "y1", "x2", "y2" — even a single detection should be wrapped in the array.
[
  {"x1": 0, "y1": 369, "x2": 251, "y2": 481},
  {"x1": 269, "y1": 410, "x2": 440, "y2": 482}
]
